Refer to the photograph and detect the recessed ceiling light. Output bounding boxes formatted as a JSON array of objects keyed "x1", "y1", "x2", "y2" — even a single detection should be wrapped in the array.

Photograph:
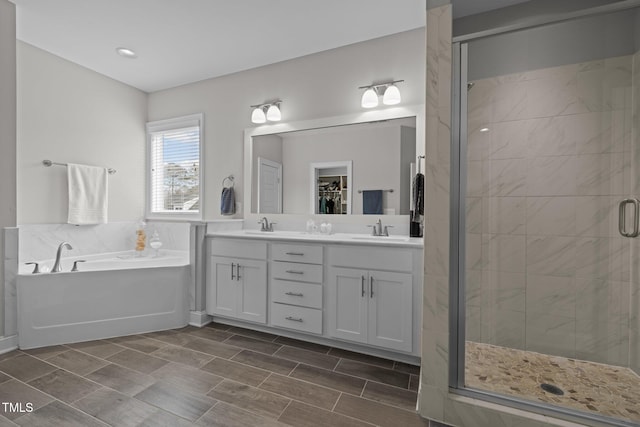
[
  {"x1": 480, "y1": 127, "x2": 490, "y2": 132},
  {"x1": 116, "y1": 47, "x2": 137, "y2": 58}
]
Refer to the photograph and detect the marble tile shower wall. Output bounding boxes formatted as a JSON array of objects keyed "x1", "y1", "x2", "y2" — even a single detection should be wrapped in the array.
[
  {"x1": 465, "y1": 55, "x2": 635, "y2": 367},
  {"x1": 18, "y1": 221, "x2": 190, "y2": 262}
]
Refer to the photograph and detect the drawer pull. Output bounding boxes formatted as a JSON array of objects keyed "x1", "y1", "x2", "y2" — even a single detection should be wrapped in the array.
[
  {"x1": 285, "y1": 270, "x2": 304, "y2": 275},
  {"x1": 231, "y1": 263, "x2": 235, "y2": 280},
  {"x1": 285, "y1": 316, "x2": 304, "y2": 322},
  {"x1": 285, "y1": 291, "x2": 304, "y2": 297},
  {"x1": 285, "y1": 252, "x2": 305, "y2": 256},
  {"x1": 361, "y1": 275, "x2": 366, "y2": 297},
  {"x1": 236, "y1": 263, "x2": 241, "y2": 280}
]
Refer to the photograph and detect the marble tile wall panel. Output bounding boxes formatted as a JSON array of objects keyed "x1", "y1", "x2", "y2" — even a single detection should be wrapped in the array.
[
  {"x1": 420, "y1": 2, "x2": 452, "y2": 423},
  {"x1": 3, "y1": 228, "x2": 18, "y2": 337},
  {"x1": 18, "y1": 221, "x2": 190, "y2": 262}
]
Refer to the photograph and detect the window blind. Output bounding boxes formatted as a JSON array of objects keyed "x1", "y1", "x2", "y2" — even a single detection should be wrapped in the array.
[{"x1": 147, "y1": 115, "x2": 202, "y2": 218}]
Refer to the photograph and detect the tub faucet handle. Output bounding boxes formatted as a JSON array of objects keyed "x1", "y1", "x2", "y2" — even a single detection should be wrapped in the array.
[
  {"x1": 71, "y1": 260, "x2": 86, "y2": 272},
  {"x1": 25, "y1": 262, "x2": 40, "y2": 274}
]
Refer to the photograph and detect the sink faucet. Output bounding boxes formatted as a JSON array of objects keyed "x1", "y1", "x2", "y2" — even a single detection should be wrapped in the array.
[
  {"x1": 52, "y1": 242, "x2": 73, "y2": 272},
  {"x1": 368, "y1": 219, "x2": 393, "y2": 237},
  {"x1": 258, "y1": 217, "x2": 275, "y2": 232}
]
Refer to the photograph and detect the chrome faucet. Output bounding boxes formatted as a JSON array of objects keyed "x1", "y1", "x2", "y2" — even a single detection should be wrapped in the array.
[
  {"x1": 51, "y1": 242, "x2": 73, "y2": 272},
  {"x1": 368, "y1": 219, "x2": 393, "y2": 236},
  {"x1": 258, "y1": 217, "x2": 275, "y2": 232}
]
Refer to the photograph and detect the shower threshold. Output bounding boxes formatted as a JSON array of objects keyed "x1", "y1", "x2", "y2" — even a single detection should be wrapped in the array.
[{"x1": 465, "y1": 341, "x2": 640, "y2": 424}]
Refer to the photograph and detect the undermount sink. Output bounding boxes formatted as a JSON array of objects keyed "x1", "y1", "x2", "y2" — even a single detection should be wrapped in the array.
[
  {"x1": 350, "y1": 236, "x2": 411, "y2": 242},
  {"x1": 232, "y1": 230, "x2": 413, "y2": 243}
]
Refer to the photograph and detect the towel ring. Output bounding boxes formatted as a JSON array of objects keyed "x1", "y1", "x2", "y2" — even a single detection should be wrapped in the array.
[{"x1": 222, "y1": 175, "x2": 234, "y2": 188}]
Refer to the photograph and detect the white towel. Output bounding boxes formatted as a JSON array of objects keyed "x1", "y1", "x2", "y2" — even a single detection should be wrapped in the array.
[{"x1": 67, "y1": 163, "x2": 108, "y2": 225}]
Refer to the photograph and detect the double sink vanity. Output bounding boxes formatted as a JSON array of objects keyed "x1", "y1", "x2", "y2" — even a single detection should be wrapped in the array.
[
  {"x1": 203, "y1": 106, "x2": 425, "y2": 363},
  {"x1": 205, "y1": 225, "x2": 423, "y2": 363}
]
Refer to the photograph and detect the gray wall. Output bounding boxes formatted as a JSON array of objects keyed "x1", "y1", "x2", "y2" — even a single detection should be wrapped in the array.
[
  {"x1": 17, "y1": 42, "x2": 148, "y2": 224},
  {"x1": 149, "y1": 28, "x2": 425, "y2": 219},
  {"x1": 0, "y1": 0, "x2": 16, "y2": 337},
  {"x1": 467, "y1": 8, "x2": 637, "y2": 81}
]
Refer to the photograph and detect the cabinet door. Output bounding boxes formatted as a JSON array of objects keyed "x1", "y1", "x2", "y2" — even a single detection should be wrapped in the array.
[
  {"x1": 328, "y1": 267, "x2": 368, "y2": 344},
  {"x1": 236, "y1": 259, "x2": 267, "y2": 324},
  {"x1": 206, "y1": 256, "x2": 237, "y2": 317},
  {"x1": 368, "y1": 271, "x2": 413, "y2": 352}
]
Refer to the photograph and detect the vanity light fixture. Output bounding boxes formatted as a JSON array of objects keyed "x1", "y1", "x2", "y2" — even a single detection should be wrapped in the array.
[
  {"x1": 250, "y1": 100, "x2": 282, "y2": 124},
  {"x1": 115, "y1": 47, "x2": 137, "y2": 58},
  {"x1": 359, "y1": 80, "x2": 404, "y2": 108}
]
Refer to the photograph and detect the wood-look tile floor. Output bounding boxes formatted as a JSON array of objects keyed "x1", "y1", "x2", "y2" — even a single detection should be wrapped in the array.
[{"x1": 0, "y1": 323, "x2": 426, "y2": 427}]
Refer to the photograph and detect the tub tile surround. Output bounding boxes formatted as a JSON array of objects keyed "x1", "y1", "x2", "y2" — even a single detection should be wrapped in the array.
[
  {"x1": 2, "y1": 228, "x2": 18, "y2": 338},
  {"x1": 18, "y1": 221, "x2": 190, "y2": 263}
]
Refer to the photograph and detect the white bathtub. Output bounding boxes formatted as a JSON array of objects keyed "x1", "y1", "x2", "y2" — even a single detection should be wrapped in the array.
[{"x1": 17, "y1": 250, "x2": 190, "y2": 349}]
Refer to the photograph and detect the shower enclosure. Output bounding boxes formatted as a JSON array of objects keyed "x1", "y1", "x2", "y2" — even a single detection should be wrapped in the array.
[{"x1": 451, "y1": 5, "x2": 640, "y2": 426}]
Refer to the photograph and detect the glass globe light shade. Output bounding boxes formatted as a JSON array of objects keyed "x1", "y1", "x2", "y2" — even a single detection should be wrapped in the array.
[
  {"x1": 382, "y1": 84, "x2": 401, "y2": 105},
  {"x1": 266, "y1": 104, "x2": 282, "y2": 121},
  {"x1": 251, "y1": 107, "x2": 266, "y2": 124},
  {"x1": 361, "y1": 88, "x2": 379, "y2": 108}
]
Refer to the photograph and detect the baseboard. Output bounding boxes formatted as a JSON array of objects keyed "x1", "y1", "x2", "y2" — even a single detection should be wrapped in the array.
[
  {"x1": 189, "y1": 311, "x2": 212, "y2": 327},
  {"x1": 0, "y1": 335, "x2": 18, "y2": 354}
]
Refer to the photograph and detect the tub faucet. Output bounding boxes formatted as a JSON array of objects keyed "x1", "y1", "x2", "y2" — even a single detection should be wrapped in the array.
[{"x1": 52, "y1": 242, "x2": 73, "y2": 273}]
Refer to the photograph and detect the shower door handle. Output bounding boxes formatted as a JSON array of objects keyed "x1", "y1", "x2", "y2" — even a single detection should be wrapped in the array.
[{"x1": 618, "y1": 198, "x2": 640, "y2": 237}]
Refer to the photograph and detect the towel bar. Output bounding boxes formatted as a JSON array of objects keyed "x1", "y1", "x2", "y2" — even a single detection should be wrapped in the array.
[
  {"x1": 43, "y1": 160, "x2": 116, "y2": 175},
  {"x1": 357, "y1": 189, "x2": 393, "y2": 193}
]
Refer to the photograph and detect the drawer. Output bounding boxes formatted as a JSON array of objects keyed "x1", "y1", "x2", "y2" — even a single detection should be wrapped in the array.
[
  {"x1": 271, "y1": 303, "x2": 322, "y2": 334},
  {"x1": 328, "y1": 246, "x2": 412, "y2": 272},
  {"x1": 271, "y1": 280, "x2": 322, "y2": 309},
  {"x1": 272, "y1": 261, "x2": 323, "y2": 283},
  {"x1": 272, "y1": 243, "x2": 323, "y2": 264},
  {"x1": 209, "y1": 238, "x2": 267, "y2": 260}
]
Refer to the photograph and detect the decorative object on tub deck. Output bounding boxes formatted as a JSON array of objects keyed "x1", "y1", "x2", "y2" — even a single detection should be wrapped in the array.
[
  {"x1": 221, "y1": 174, "x2": 236, "y2": 215},
  {"x1": 149, "y1": 230, "x2": 163, "y2": 257},
  {"x1": 362, "y1": 190, "x2": 383, "y2": 215},
  {"x1": 66, "y1": 163, "x2": 109, "y2": 225},
  {"x1": 410, "y1": 155, "x2": 425, "y2": 238},
  {"x1": 135, "y1": 219, "x2": 146, "y2": 255}
]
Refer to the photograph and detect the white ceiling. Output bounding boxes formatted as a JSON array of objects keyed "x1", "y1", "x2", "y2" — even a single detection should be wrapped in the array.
[{"x1": 11, "y1": 0, "x2": 530, "y2": 93}]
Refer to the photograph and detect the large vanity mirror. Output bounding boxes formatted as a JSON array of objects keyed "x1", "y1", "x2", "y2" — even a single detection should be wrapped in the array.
[{"x1": 245, "y1": 107, "x2": 423, "y2": 217}]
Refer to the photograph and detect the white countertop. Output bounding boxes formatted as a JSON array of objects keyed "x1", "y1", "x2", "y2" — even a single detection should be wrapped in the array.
[{"x1": 206, "y1": 229, "x2": 423, "y2": 248}]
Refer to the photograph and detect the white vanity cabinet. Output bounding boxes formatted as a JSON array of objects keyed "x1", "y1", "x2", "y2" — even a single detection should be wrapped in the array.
[
  {"x1": 206, "y1": 239, "x2": 267, "y2": 324},
  {"x1": 328, "y1": 246, "x2": 413, "y2": 352}
]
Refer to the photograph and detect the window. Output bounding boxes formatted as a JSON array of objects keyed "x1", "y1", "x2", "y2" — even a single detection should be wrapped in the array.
[{"x1": 146, "y1": 114, "x2": 203, "y2": 219}]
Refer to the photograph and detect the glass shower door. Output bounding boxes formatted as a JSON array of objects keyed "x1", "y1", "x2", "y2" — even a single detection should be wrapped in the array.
[{"x1": 459, "y1": 7, "x2": 640, "y2": 425}]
